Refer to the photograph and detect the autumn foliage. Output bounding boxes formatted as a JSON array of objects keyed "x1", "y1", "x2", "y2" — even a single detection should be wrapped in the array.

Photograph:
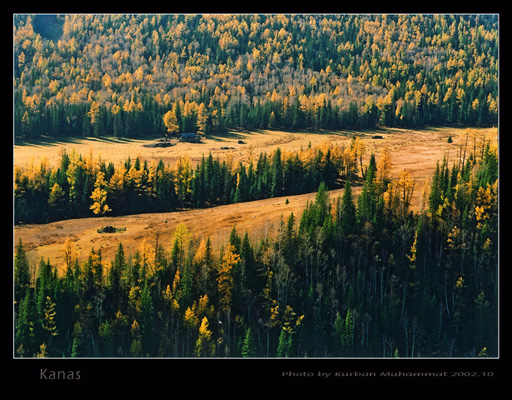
[
  {"x1": 15, "y1": 140, "x2": 498, "y2": 357},
  {"x1": 14, "y1": 14, "x2": 498, "y2": 139},
  {"x1": 14, "y1": 141, "x2": 347, "y2": 224},
  {"x1": 13, "y1": 13, "x2": 498, "y2": 359}
]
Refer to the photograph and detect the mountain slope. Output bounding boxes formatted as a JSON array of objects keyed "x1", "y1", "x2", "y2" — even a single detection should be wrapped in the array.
[{"x1": 14, "y1": 14, "x2": 498, "y2": 138}]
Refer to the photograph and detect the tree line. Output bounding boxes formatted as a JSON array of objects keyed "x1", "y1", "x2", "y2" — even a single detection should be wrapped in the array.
[
  {"x1": 14, "y1": 138, "x2": 498, "y2": 357},
  {"x1": 14, "y1": 14, "x2": 498, "y2": 139},
  {"x1": 14, "y1": 139, "x2": 365, "y2": 224}
]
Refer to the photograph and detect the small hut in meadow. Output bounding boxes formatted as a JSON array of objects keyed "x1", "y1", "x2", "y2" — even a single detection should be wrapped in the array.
[{"x1": 180, "y1": 132, "x2": 202, "y2": 143}]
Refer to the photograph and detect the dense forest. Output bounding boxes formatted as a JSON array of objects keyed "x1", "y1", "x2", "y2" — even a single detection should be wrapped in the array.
[
  {"x1": 14, "y1": 138, "x2": 364, "y2": 224},
  {"x1": 14, "y1": 138, "x2": 498, "y2": 358},
  {"x1": 14, "y1": 14, "x2": 498, "y2": 139},
  {"x1": 13, "y1": 13, "x2": 499, "y2": 359}
]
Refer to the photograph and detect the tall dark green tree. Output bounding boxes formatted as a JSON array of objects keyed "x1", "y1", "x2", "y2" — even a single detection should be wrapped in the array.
[
  {"x1": 357, "y1": 154, "x2": 378, "y2": 224},
  {"x1": 15, "y1": 239, "x2": 31, "y2": 304},
  {"x1": 242, "y1": 327, "x2": 257, "y2": 357},
  {"x1": 140, "y1": 281, "x2": 154, "y2": 354},
  {"x1": 270, "y1": 148, "x2": 284, "y2": 198},
  {"x1": 338, "y1": 181, "x2": 357, "y2": 236}
]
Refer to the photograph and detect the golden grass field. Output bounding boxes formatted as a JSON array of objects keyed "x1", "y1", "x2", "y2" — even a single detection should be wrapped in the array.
[{"x1": 14, "y1": 127, "x2": 497, "y2": 271}]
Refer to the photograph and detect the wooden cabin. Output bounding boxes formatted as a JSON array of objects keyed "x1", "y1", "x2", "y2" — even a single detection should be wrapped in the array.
[{"x1": 180, "y1": 132, "x2": 202, "y2": 143}]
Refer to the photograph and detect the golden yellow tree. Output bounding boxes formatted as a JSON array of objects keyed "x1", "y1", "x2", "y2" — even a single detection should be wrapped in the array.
[
  {"x1": 171, "y1": 223, "x2": 191, "y2": 268},
  {"x1": 90, "y1": 171, "x2": 111, "y2": 215},
  {"x1": 48, "y1": 182, "x2": 65, "y2": 218},
  {"x1": 137, "y1": 238, "x2": 156, "y2": 277},
  {"x1": 396, "y1": 169, "x2": 415, "y2": 217},
  {"x1": 163, "y1": 105, "x2": 179, "y2": 134},
  {"x1": 87, "y1": 100, "x2": 100, "y2": 125},
  {"x1": 174, "y1": 156, "x2": 193, "y2": 208},
  {"x1": 351, "y1": 136, "x2": 366, "y2": 176},
  {"x1": 108, "y1": 164, "x2": 127, "y2": 201},
  {"x1": 193, "y1": 294, "x2": 214, "y2": 322},
  {"x1": 184, "y1": 306, "x2": 199, "y2": 339},
  {"x1": 474, "y1": 182, "x2": 497, "y2": 229},
  {"x1": 217, "y1": 244, "x2": 240, "y2": 311},
  {"x1": 196, "y1": 102, "x2": 208, "y2": 135},
  {"x1": 342, "y1": 146, "x2": 357, "y2": 181},
  {"x1": 195, "y1": 316, "x2": 215, "y2": 357},
  {"x1": 377, "y1": 146, "x2": 393, "y2": 186}
]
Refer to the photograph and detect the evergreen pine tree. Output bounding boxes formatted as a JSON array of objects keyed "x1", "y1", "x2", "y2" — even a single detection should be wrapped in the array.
[
  {"x1": 242, "y1": 327, "x2": 257, "y2": 357},
  {"x1": 341, "y1": 308, "x2": 354, "y2": 355},
  {"x1": 358, "y1": 154, "x2": 378, "y2": 224},
  {"x1": 15, "y1": 292, "x2": 35, "y2": 357},
  {"x1": 277, "y1": 327, "x2": 291, "y2": 357},
  {"x1": 140, "y1": 281, "x2": 154, "y2": 354},
  {"x1": 338, "y1": 181, "x2": 357, "y2": 236},
  {"x1": 270, "y1": 148, "x2": 284, "y2": 198},
  {"x1": 42, "y1": 296, "x2": 59, "y2": 354},
  {"x1": 15, "y1": 239, "x2": 31, "y2": 303}
]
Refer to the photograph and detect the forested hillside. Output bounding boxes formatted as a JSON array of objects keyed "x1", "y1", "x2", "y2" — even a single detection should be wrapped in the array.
[
  {"x1": 14, "y1": 139, "x2": 498, "y2": 358},
  {"x1": 14, "y1": 14, "x2": 498, "y2": 138},
  {"x1": 13, "y1": 14, "x2": 499, "y2": 359},
  {"x1": 14, "y1": 140, "x2": 350, "y2": 224}
]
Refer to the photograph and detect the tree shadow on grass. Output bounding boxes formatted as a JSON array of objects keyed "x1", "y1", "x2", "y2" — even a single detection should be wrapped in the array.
[
  {"x1": 206, "y1": 130, "x2": 258, "y2": 142},
  {"x1": 14, "y1": 135, "x2": 142, "y2": 148}
]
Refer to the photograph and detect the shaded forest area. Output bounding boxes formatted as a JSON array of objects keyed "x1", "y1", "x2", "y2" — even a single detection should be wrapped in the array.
[
  {"x1": 14, "y1": 139, "x2": 498, "y2": 358},
  {"x1": 14, "y1": 14, "x2": 498, "y2": 139}
]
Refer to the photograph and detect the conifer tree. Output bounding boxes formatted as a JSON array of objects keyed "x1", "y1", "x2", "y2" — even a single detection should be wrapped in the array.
[
  {"x1": 242, "y1": 327, "x2": 257, "y2": 357},
  {"x1": 130, "y1": 320, "x2": 143, "y2": 357},
  {"x1": 217, "y1": 244, "x2": 240, "y2": 312},
  {"x1": 341, "y1": 308, "x2": 354, "y2": 355},
  {"x1": 358, "y1": 154, "x2": 378, "y2": 224},
  {"x1": 140, "y1": 281, "x2": 154, "y2": 349},
  {"x1": 90, "y1": 171, "x2": 111, "y2": 215},
  {"x1": 195, "y1": 317, "x2": 215, "y2": 357},
  {"x1": 277, "y1": 327, "x2": 292, "y2": 357},
  {"x1": 429, "y1": 161, "x2": 443, "y2": 214},
  {"x1": 270, "y1": 148, "x2": 284, "y2": 198},
  {"x1": 338, "y1": 181, "x2": 357, "y2": 236},
  {"x1": 196, "y1": 102, "x2": 209, "y2": 135},
  {"x1": 42, "y1": 296, "x2": 58, "y2": 353},
  {"x1": 48, "y1": 182, "x2": 66, "y2": 220},
  {"x1": 15, "y1": 239, "x2": 31, "y2": 303},
  {"x1": 15, "y1": 292, "x2": 34, "y2": 356},
  {"x1": 163, "y1": 107, "x2": 179, "y2": 135}
]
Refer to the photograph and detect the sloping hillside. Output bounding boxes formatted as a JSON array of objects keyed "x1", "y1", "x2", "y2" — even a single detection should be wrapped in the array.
[
  {"x1": 14, "y1": 14, "x2": 498, "y2": 139},
  {"x1": 14, "y1": 187, "x2": 349, "y2": 269}
]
